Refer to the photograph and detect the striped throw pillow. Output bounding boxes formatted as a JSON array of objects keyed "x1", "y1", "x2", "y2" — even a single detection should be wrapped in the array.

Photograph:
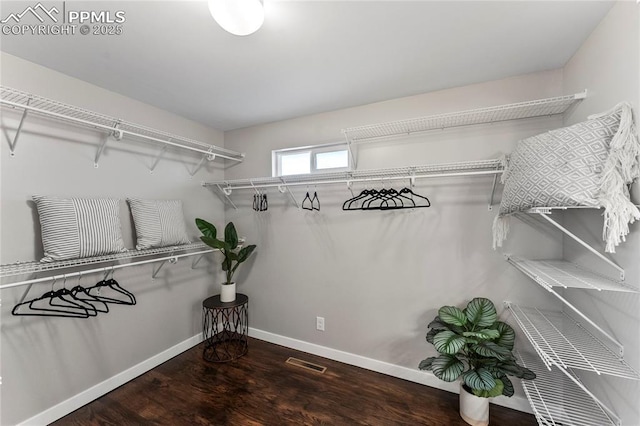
[
  {"x1": 33, "y1": 196, "x2": 128, "y2": 262},
  {"x1": 127, "y1": 199, "x2": 191, "y2": 250}
]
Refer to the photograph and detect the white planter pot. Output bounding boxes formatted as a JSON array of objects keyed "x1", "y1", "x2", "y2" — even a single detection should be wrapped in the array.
[
  {"x1": 459, "y1": 383, "x2": 489, "y2": 426},
  {"x1": 220, "y1": 282, "x2": 236, "y2": 302}
]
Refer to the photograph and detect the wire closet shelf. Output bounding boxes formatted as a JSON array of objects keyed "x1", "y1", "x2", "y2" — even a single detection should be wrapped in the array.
[
  {"x1": 0, "y1": 85, "x2": 245, "y2": 162},
  {"x1": 203, "y1": 158, "x2": 505, "y2": 191},
  {"x1": 0, "y1": 243, "x2": 214, "y2": 289},
  {"x1": 506, "y1": 256, "x2": 637, "y2": 293},
  {"x1": 517, "y1": 350, "x2": 620, "y2": 426},
  {"x1": 342, "y1": 91, "x2": 587, "y2": 143},
  {"x1": 506, "y1": 303, "x2": 640, "y2": 380}
]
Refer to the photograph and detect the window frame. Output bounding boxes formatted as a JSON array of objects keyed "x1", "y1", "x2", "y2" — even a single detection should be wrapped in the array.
[{"x1": 272, "y1": 142, "x2": 351, "y2": 177}]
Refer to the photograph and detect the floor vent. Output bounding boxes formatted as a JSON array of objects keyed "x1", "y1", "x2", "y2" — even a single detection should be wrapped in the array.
[{"x1": 285, "y1": 357, "x2": 327, "y2": 374}]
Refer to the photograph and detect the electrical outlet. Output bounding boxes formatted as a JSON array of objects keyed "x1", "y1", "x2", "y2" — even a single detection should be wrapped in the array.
[{"x1": 316, "y1": 316, "x2": 325, "y2": 331}]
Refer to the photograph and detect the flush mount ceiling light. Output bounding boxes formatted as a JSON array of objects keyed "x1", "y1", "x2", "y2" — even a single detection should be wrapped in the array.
[{"x1": 208, "y1": 0, "x2": 265, "y2": 36}]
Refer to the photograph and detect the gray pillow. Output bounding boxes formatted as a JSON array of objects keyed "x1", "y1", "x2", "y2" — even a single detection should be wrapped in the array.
[
  {"x1": 127, "y1": 199, "x2": 191, "y2": 250},
  {"x1": 494, "y1": 102, "x2": 640, "y2": 253},
  {"x1": 33, "y1": 196, "x2": 127, "y2": 262}
]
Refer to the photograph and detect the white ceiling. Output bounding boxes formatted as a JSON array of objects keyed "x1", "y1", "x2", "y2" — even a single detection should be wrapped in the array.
[{"x1": 0, "y1": 1, "x2": 613, "y2": 131}]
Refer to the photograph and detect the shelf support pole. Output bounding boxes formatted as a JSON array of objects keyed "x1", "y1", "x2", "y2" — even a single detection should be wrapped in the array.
[
  {"x1": 9, "y1": 97, "x2": 30, "y2": 157},
  {"x1": 536, "y1": 212, "x2": 625, "y2": 280}
]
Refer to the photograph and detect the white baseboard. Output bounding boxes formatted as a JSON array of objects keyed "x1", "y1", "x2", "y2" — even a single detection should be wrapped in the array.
[
  {"x1": 19, "y1": 328, "x2": 531, "y2": 425},
  {"x1": 248, "y1": 327, "x2": 533, "y2": 415},
  {"x1": 18, "y1": 333, "x2": 204, "y2": 426}
]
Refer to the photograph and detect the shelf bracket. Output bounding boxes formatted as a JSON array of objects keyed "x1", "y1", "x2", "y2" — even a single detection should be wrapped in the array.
[
  {"x1": 94, "y1": 137, "x2": 108, "y2": 168},
  {"x1": 535, "y1": 212, "x2": 625, "y2": 281},
  {"x1": 151, "y1": 260, "x2": 166, "y2": 279},
  {"x1": 346, "y1": 137, "x2": 358, "y2": 170},
  {"x1": 191, "y1": 254, "x2": 206, "y2": 269},
  {"x1": 8, "y1": 97, "x2": 30, "y2": 157},
  {"x1": 151, "y1": 256, "x2": 177, "y2": 279},
  {"x1": 279, "y1": 178, "x2": 299, "y2": 208},
  {"x1": 149, "y1": 144, "x2": 168, "y2": 173},
  {"x1": 408, "y1": 168, "x2": 416, "y2": 189},
  {"x1": 346, "y1": 172, "x2": 355, "y2": 197},
  {"x1": 17, "y1": 283, "x2": 34, "y2": 306},
  {"x1": 214, "y1": 183, "x2": 237, "y2": 210},
  {"x1": 488, "y1": 174, "x2": 498, "y2": 211},
  {"x1": 111, "y1": 121, "x2": 123, "y2": 141},
  {"x1": 94, "y1": 122, "x2": 121, "y2": 168},
  {"x1": 189, "y1": 150, "x2": 212, "y2": 177}
]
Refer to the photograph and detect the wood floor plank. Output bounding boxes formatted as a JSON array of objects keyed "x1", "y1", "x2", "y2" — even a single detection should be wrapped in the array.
[{"x1": 52, "y1": 338, "x2": 537, "y2": 425}]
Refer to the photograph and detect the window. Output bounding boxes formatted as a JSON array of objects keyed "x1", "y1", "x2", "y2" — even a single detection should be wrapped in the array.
[{"x1": 273, "y1": 143, "x2": 350, "y2": 177}]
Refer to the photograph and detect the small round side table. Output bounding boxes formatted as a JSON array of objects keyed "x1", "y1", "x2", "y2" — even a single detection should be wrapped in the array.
[{"x1": 202, "y1": 293, "x2": 249, "y2": 362}]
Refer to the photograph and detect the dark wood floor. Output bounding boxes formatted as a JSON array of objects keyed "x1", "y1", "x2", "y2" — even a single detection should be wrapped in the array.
[{"x1": 52, "y1": 337, "x2": 537, "y2": 425}]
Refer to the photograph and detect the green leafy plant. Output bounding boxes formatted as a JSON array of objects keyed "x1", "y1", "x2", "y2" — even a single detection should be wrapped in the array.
[
  {"x1": 419, "y1": 297, "x2": 535, "y2": 398},
  {"x1": 196, "y1": 219, "x2": 257, "y2": 285}
]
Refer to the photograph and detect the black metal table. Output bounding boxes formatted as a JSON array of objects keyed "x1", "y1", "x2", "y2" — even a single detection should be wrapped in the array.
[{"x1": 202, "y1": 293, "x2": 249, "y2": 362}]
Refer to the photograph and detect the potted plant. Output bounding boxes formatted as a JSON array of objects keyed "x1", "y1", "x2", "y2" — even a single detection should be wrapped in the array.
[
  {"x1": 196, "y1": 219, "x2": 257, "y2": 302},
  {"x1": 419, "y1": 297, "x2": 535, "y2": 426}
]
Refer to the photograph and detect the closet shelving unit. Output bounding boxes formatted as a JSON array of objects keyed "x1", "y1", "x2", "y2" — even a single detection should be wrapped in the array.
[
  {"x1": 517, "y1": 350, "x2": 620, "y2": 426},
  {"x1": 0, "y1": 85, "x2": 245, "y2": 166},
  {"x1": 341, "y1": 91, "x2": 587, "y2": 168},
  {"x1": 0, "y1": 242, "x2": 215, "y2": 290},
  {"x1": 206, "y1": 91, "x2": 586, "y2": 209},
  {"x1": 504, "y1": 210, "x2": 639, "y2": 424},
  {"x1": 202, "y1": 158, "x2": 505, "y2": 209}
]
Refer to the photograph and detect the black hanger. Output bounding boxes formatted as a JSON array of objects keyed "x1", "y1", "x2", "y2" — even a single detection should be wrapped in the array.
[
  {"x1": 86, "y1": 272, "x2": 136, "y2": 305},
  {"x1": 343, "y1": 187, "x2": 431, "y2": 211},
  {"x1": 395, "y1": 188, "x2": 417, "y2": 208},
  {"x1": 342, "y1": 189, "x2": 373, "y2": 210},
  {"x1": 302, "y1": 191, "x2": 313, "y2": 210},
  {"x1": 70, "y1": 285, "x2": 109, "y2": 313},
  {"x1": 311, "y1": 191, "x2": 320, "y2": 211},
  {"x1": 49, "y1": 287, "x2": 98, "y2": 317},
  {"x1": 378, "y1": 188, "x2": 403, "y2": 210},
  {"x1": 363, "y1": 188, "x2": 397, "y2": 210},
  {"x1": 12, "y1": 289, "x2": 90, "y2": 318},
  {"x1": 398, "y1": 187, "x2": 431, "y2": 208},
  {"x1": 253, "y1": 191, "x2": 268, "y2": 211}
]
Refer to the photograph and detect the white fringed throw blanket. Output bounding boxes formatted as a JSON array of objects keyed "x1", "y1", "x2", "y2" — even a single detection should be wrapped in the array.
[{"x1": 493, "y1": 102, "x2": 640, "y2": 253}]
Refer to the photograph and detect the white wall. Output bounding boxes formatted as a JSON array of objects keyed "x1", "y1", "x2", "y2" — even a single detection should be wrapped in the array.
[
  {"x1": 561, "y1": 2, "x2": 640, "y2": 425},
  {"x1": 223, "y1": 70, "x2": 567, "y2": 410},
  {"x1": 0, "y1": 53, "x2": 226, "y2": 425}
]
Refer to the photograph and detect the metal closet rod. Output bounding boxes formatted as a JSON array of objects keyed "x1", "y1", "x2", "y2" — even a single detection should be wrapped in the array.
[
  {"x1": 0, "y1": 249, "x2": 214, "y2": 290},
  {"x1": 204, "y1": 169, "x2": 503, "y2": 191},
  {"x1": 0, "y1": 98, "x2": 244, "y2": 162}
]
